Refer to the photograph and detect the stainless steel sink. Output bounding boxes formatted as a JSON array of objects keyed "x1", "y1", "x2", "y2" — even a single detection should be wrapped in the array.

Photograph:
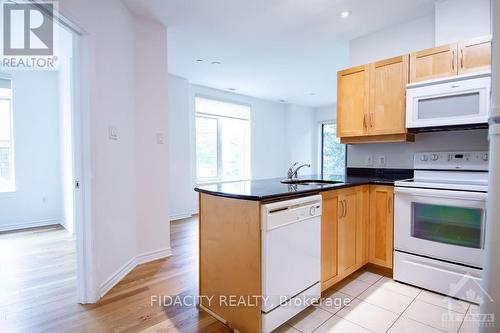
[{"x1": 280, "y1": 179, "x2": 342, "y2": 185}]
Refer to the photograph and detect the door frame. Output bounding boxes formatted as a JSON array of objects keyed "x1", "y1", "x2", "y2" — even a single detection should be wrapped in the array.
[{"x1": 53, "y1": 10, "x2": 96, "y2": 303}]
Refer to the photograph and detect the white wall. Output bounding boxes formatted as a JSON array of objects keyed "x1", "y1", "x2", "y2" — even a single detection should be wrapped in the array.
[
  {"x1": 350, "y1": 15, "x2": 435, "y2": 66},
  {"x1": 168, "y1": 75, "x2": 195, "y2": 220},
  {"x1": 0, "y1": 71, "x2": 62, "y2": 231},
  {"x1": 285, "y1": 104, "x2": 316, "y2": 173},
  {"x1": 348, "y1": 129, "x2": 489, "y2": 169},
  {"x1": 134, "y1": 17, "x2": 170, "y2": 256},
  {"x1": 435, "y1": 0, "x2": 491, "y2": 45},
  {"x1": 60, "y1": 0, "x2": 171, "y2": 299}
]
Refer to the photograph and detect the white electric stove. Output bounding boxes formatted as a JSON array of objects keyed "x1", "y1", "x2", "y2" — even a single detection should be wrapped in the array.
[{"x1": 394, "y1": 151, "x2": 489, "y2": 303}]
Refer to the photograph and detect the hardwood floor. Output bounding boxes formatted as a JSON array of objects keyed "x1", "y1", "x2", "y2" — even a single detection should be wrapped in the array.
[{"x1": 0, "y1": 217, "x2": 231, "y2": 333}]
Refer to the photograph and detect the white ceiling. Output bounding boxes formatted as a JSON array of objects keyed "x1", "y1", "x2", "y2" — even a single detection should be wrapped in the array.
[{"x1": 124, "y1": 0, "x2": 436, "y2": 107}]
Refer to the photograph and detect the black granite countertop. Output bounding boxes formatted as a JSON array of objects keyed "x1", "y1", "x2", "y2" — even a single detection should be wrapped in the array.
[{"x1": 194, "y1": 168, "x2": 413, "y2": 201}]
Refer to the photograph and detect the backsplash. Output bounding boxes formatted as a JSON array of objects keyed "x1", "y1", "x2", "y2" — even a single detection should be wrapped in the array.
[{"x1": 347, "y1": 129, "x2": 489, "y2": 169}]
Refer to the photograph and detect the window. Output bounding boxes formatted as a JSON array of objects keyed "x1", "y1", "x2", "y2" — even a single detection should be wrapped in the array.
[
  {"x1": 195, "y1": 97, "x2": 251, "y2": 182},
  {"x1": 0, "y1": 78, "x2": 14, "y2": 192},
  {"x1": 321, "y1": 123, "x2": 346, "y2": 177}
]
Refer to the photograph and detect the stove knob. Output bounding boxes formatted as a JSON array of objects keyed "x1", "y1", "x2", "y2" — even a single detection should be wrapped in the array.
[
  {"x1": 431, "y1": 154, "x2": 439, "y2": 161},
  {"x1": 482, "y1": 153, "x2": 489, "y2": 162}
]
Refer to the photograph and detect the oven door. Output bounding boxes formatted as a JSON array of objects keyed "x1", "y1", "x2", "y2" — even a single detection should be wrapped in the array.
[
  {"x1": 406, "y1": 76, "x2": 490, "y2": 129},
  {"x1": 394, "y1": 186, "x2": 487, "y2": 267}
]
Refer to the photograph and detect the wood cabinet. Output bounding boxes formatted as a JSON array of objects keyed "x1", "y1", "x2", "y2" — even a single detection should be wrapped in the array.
[
  {"x1": 368, "y1": 56, "x2": 409, "y2": 136},
  {"x1": 369, "y1": 185, "x2": 394, "y2": 269},
  {"x1": 321, "y1": 186, "x2": 369, "y2": 291},
  {"x1": 410, "y1": 44, "x2": 458, "y2": 83},
  {"x1": 337, "y1": 65, "x2": 369, "y2": 138},
  {"x1": 458, "y1": 36, "x2": 492, "y2": 74},
  {"x1": 320, "y1": 190, "x2": 339, "y2": 287},
  {"x1": 337, "y1": 57, "x2": 413, "y2": 144},
  {"x1": 410, "y1": 36, "x2": 491, "y2": 83}
]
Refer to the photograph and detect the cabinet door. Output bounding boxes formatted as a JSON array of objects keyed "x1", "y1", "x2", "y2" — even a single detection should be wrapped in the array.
[
  {"x1": 369, "y1": 186, "x2": 394, "y2": 269},
  {"x1": 337, "y1": 65, "x2": 369, "y2": 138},
  {"x1": 321, "y1": 191, "x2": 339, "y2": 289},
  {"x1": 369, "y1": 56, "x2": 409, "y2": 136},
  {"x1": 458, "y1": 36, "x2": 491, "y2": 75},
  {"x1": 356, "y1": 186, "x2": 370, "y2": 267},
  {"x1": 410, "y1": 44, "x2": 458, "y2": 83},
  {"x1": 338, "y1": 189, "x2": 358, "y2": 275}
]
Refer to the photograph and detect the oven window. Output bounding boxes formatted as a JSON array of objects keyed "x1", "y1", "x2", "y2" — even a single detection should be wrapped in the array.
[
  {"x1": 417, "y1": 93, "x2": 480, "y2": 120},
  {"x1": 411, "y1": 203, "x2": 483, "y2": 249}
]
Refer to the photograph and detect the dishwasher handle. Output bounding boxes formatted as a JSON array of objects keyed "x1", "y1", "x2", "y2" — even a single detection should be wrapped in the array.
[{"x1": 263, "y1": 195, "x2": 322, "y2": 231}]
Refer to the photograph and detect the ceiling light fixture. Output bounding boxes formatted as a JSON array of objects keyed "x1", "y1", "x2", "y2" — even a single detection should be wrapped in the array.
[
  {"x1": 228, "y1": 88, "x2": 237, "y2": 91},
  {"x1": 196, "y1": 59, "x2": 204, "y2": 63},
  {"x1": 340, "y1": 10, "x2": 352, "y2": 18},
  {"x1": 211, "y1": 61, "x2": 221, "y2": 65},
  {"x1": 279, "y1": 99, "x2": 287, "y2": 103}
]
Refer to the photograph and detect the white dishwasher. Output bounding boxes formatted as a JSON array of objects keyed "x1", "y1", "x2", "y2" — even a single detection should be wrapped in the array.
[{"x1": 261, "y1": 195, "x2": 322, "y2": 333}]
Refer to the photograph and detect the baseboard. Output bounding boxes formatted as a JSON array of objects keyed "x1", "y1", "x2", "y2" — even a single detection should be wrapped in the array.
[
  {"x1": 170, "y1": 209, "x2": 198, "y2": 221},
  {"x1": 0, "y1": 219, "x2": 61, "y2": 233},
  {"x1": 60, "y1": 220, "x2": 74, "y2": 235},
  {"x1": 135, "y1": 247, "x2": 173, "y2": 265},
  {"x1": 99, "y1": 247, "x2": 173, "y2": 298}
]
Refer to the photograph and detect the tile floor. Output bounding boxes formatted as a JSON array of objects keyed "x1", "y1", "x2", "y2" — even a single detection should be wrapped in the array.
[{"x1": 272, "y1": 270, "x2": 484, "y2": 333}]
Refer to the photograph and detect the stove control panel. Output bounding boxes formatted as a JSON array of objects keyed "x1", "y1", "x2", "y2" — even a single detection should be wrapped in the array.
[{"x1": 414, "y1": 151, "x2": 489, "y2": 171}]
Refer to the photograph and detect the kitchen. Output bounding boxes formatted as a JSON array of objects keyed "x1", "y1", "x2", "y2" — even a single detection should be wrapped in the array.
[
  {"x1": 189, "y1": 1, "x2": 498, "y2": 332},
  {"x1": 2, "y1": 0, "x2": 499, "y2": 332}
]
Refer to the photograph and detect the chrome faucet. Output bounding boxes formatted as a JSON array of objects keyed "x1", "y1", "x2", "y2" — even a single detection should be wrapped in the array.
[{"x1": 287, "y1": 162, "x2": 311, "y2": 179}]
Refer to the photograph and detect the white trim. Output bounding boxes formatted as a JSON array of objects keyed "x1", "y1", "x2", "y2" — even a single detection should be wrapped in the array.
[
  {"x1": 0, "y1": 219, "x2": 61, "y2": 233},
  {"x1": 98, "y1": 248, "x2": 173, "y2": 298},
  {"x1": 60, "y1": 219, "x2": 74, "y2": 235},
  {"x1": 170, "y1": 209, "x2": 198, "y2": 221}
]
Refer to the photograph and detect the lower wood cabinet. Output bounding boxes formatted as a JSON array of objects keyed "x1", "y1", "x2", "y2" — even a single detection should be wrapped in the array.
[
  {"x1": 321, "y1": 186, "x2": 369, "y2": 291},
  {"x1": 321, "y1": 185, "x2": 393, "y2": 291},
  {"x1": 369, "y1": 185, "x2": 394, "y2": 269}
]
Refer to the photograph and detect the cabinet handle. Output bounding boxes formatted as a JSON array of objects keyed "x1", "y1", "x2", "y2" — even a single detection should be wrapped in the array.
[
  {"x1": 460, "y1": 49, "x2": 464, "y2": 69},
  {"x1": 363, "y1": 114, "x2": 367, "y2": 130},
  {"x1": 451, "y1": 51, "x2": 455, "y2": 70},
  {"x1": 344, "y1": 200, "x2": 348, "y2": 217},
  {"x1": 370, "y1": 113, "x2": 374, "y2": 128},
  {"x1": 339, "y1": 200, "x2": 344, "y2": 218},
  {"x1": 388, "y1": 197, "x2": 392, "y2": 214}
]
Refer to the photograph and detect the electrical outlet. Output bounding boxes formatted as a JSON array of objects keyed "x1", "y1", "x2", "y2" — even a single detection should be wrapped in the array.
[
  {"x1": 365, "y1": 155, "x2": 374, "y2": 166},
  {"x1": 377, "y1": 155, "x2": 387, "y2": 167}
]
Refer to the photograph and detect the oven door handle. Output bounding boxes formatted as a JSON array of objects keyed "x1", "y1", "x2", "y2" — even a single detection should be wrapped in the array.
[{"x1": 395, "y1": 186, "x2": 488, "y2": 201}]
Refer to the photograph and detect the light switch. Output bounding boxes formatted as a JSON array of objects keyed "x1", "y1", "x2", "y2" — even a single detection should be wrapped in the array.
[
  {"x1": 108, "y1": 126, "x2": 118, "y2": 140},
  {"x1": 377, "y1": 155, "x2": 387, "y2": 167},
  {"x1": 156, "y1": 133, "x2": 165, "y2": 145}
]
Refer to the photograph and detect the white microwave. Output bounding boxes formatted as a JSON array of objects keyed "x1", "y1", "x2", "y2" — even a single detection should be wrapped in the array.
[{"x1": 406, "y1": 72, "x2": 491, "y2": 130}]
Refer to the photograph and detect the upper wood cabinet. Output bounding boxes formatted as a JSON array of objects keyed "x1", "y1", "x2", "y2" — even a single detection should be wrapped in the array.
[
  {"x1": 410, "y1": 36, "x2": 491, "y2": 83},
  {"x1": 458, "y1": 36, "x2": 492, "y2": 74},
  {"x1": 337, "y1": 57, "x2": 412, "y2": 144},
  {"x1": 337, "y1": 65, "x2": 369, "y2": 138},
  {"x1": 369, "y1": 185, "x2": 394, "y2": 269},
  {"x1": 410, "y1": 44, "x2": 458, "y2": 83},
  {"x1": 369, "y1": 55, "x2": 409, "y2": 136}
]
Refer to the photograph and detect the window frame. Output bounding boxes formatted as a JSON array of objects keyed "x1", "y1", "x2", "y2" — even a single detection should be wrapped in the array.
[
  {"x1": 195, "y1": 96, "x2": 251, "y2": 184},
  {"x1": 319, "y1": 121, "x2": 347, "y2": 177},
  {"x1": 0, "y1": 75, "x2": 15, "y2": 193}
]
